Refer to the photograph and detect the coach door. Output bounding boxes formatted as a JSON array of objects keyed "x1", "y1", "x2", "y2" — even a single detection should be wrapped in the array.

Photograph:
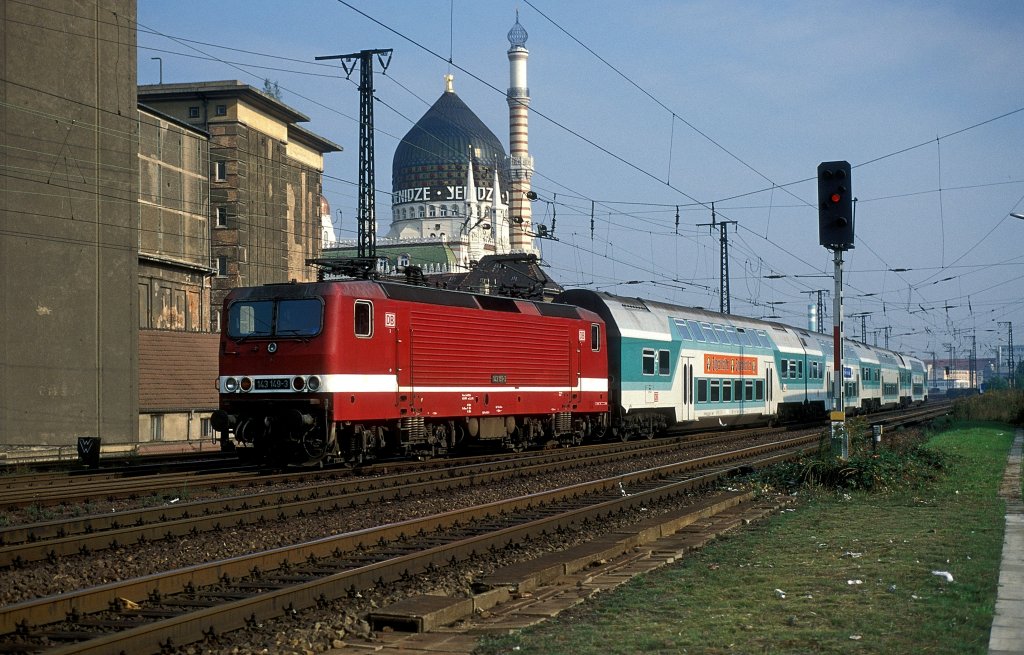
[
  {"x1": 680, "y1": 355, "x2": 695, "y2": 422},
  {"x1": 764, "y1": 361, "x2": 776, "y2": 416}
]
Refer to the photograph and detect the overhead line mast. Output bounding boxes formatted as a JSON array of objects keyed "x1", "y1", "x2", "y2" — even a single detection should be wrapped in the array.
[
  {"x1": 697, "y1": 203, "x2": 737, "y2": 315},
  {"x1": 315, "y1": 48, "x2": 392, "y2": 275}
]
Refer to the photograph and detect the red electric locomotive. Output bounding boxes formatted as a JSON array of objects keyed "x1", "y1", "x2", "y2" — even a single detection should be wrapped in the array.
[{"x1": 211, "y1": 280, "x2": 609, "y2": 465}]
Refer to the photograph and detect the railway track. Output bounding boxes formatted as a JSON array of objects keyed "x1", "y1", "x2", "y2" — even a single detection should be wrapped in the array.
[
  {"x1": 0, "y1": 432, "x2": 818, "y2": 654},
  {"x1": 0, "y1": 428, "x2": 760, "y2": 511},
  {"x1": 0, "y1": 428, "x2": 781, "y2": 568},
  {"x1": 0, "y1": 405, "x2": 950, "y2": 653}
]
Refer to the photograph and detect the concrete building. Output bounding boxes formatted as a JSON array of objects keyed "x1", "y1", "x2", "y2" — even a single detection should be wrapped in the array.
[
  {"x1": 1, "y1": 6, "x2": 343, "y2": 448},
  {"x1": 138, "y1": 81, "x2": 341, "y2": 331},
  {"x1": 136, "y1": 105, "x2": 219, "y2": 442},
  {"x1": 1, "y1": 0, "x2": 140, "y2": 445},
  {"x1": 137, "y1": 105, "x2": 213, "y2": 331}
]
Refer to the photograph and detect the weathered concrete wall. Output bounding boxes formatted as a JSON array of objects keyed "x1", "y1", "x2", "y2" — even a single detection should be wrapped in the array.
[{"x1": 0, "y1": 0, "x2": 139, "y2": 444}]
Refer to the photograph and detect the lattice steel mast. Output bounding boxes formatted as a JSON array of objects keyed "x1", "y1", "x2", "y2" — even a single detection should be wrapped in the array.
[{"x1": 316, "y1": 48, "x2": 392, "y2": 262}]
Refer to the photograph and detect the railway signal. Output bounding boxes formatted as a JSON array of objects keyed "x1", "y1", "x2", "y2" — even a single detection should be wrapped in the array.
[
  {"x1": 817, "y1": 161, "x2": 854, "y2": 250},
  {"x1": 817, "y1": 160, "x2": 854, "y2": 459}
]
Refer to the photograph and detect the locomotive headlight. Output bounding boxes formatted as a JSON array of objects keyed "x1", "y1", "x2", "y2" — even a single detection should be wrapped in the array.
[
  {"x1": 240, "y1": 377, "x2": 253, "y2": 392},
  {"x1": 292, "y1": 376, "x2": 306, "y2": 391},
  {"x1": 224, "y1": 377, "x2": 239, "y2": 393},
  {"x1": 306, "y1": 375, "x2": 322, "y2": 392}
]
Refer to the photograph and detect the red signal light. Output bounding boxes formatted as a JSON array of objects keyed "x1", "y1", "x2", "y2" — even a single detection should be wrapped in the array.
[{"x1": 830, "y1": 192, "x2": 842, "y2": 203}]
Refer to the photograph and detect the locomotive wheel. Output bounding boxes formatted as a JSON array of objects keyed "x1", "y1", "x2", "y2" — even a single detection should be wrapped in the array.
[{"x1": 508, "y1": 425, "x2": 525, "y2": 452}]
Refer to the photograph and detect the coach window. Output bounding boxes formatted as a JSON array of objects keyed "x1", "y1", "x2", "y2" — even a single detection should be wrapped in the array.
[
  {"x1": 736, "y1": 328, "x2": 752, "y2": 347},
  {"x1": 689, "y1": 322, "x2": 706, "y2": 342},
  {"x1": 710, "y1": 380, "x2": 721, "y2": 402},
  {"x1": 675, "y1": 320, "x2": 693, "y2": 340},
  {"x1": 797, "y1": 360, "x2": 804, "y2": 379},
  {"x1": 354, "y1": 301, "x2": 373, "y2": 338},
  {"x1": 701, "y1": 323, "x2": 718, "y2": 344},
  {"x1": 642, "y1": 348, "x2": 656, "y2": 375},
  {"x1": 591, "y1": 323, "x2": 601, "y2": 351},
  {"x1": 697, "y1": 379, "x2": 709, "y2": 403},
  {"x1": 734, "y1": 380, "x2": 743, "y2": 401},
  {"x1": 722, "y1": 380, "x2": 733, "y2": 402},
  {"x1": 755, "y1": 380, "x2": 765, "y2": 400},
  {"x1": 726, "y1": 327, "x2": 741, "y2": 346},
  {"x1": 745, "y1": 380, "x2": 755, "y2": 401},
  {"x1": 658, "y1": 350, "x2": 670, "y2": 375}
]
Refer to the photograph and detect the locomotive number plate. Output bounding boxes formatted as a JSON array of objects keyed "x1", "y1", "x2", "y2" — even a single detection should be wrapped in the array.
[
  {"x1": 491, "y1": 374, "x2": 507, "y2": 384},
  {"x1": 255, "y1": 378, "x2": 290, "y2": 390}
]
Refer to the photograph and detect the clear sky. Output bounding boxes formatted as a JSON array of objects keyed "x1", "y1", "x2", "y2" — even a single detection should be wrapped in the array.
[{"x1": 137, "y1": 1, "x2": 1024, "y2": 366}]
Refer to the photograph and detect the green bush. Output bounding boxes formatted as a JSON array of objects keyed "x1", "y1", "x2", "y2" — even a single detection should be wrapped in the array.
[
  {"x1": 755, "y1": 419, "x2": 947, "y2": 494},
  {"x1": 952, "y1": 389, "x2": 1024, "y2": 424}
]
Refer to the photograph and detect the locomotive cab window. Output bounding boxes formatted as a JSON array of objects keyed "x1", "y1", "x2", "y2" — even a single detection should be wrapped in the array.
[
  {"x1": 354, "y1": 301, "x2": 373, "y2": 338},
  {"x1": 229, "y1": 300, "x2": 273, "y2": 337},
  {"x1": 591, "y1": 323, "x2": 601, "y2": 351},
  {"x1": 227, "y1": 298, "x2": 321, "y2": 339},
  {"x1": 276, "y1": 299, "x2": 321, "y2": 336}
]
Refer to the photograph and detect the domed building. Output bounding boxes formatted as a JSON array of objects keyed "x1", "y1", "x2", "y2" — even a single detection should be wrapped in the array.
[
  {"x1": 386, "y1": 74, "x2": 514, "y2": 269},
  {"x1": 324, "y1": 14, "x2": 539, "y2": 278}
]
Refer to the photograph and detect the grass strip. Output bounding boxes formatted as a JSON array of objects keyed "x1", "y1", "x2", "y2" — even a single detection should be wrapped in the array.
[{"x1": 476, "y1": 422, "x2": 1014, "y2": 655}]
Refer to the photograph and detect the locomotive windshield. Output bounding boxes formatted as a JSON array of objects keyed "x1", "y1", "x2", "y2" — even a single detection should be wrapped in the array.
[{"x1": 227, "y1": 298, "x2": 322, "y2": 338}]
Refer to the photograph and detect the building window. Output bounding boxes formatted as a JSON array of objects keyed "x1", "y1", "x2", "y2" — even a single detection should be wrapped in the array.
[
  {"x1": 214, "y1": 160, "x2": 226, "y2": 181},
  {"x1": 188, "y1": 106, "x2": 200, "y2": 118},
  {"x1": 418, "y1": 206, "x2": 425, "y2": 218},
  {"x1": 215, "y1": 206, "x2": 227, "y2": 227},
  {"x1": 440, "y1": 206, "x2": 448, "y2": 217},
  {"x1": 429, "y1": 205, "x2": 436, "y2": 217},
  {"x1": 215, "y1": 104, "x2": 227, "y2": 116},
  {"x1": 201, "y1": 417, "x2": 212, "y2": 438},
  {"x1": 151, "y1": 414, "x2": 164, "y2": 441},
  {"x1": 217, "y1": 256, "x2": 228, "y2": 276}
]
